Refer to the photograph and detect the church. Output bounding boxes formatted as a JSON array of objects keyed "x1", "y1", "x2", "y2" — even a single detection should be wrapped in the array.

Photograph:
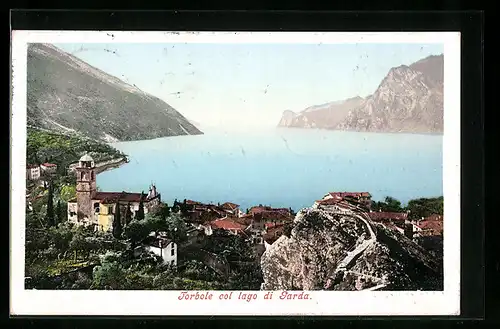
[{"x1": 67, "y1": 153, "x2": 162, "y2": 231}]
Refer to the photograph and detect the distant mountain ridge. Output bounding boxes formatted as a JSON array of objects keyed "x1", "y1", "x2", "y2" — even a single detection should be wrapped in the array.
[
  {"x1": 277, "y1": 54, "x2": 444, "y2": 134},
  {"x1": 27, "y1": 43, "x2": 203, "y2": 142}
]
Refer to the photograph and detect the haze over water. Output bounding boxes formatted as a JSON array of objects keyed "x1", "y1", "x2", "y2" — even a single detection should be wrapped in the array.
[{"x1": 97, "y1": 128, "x2": 443, "y2": 211}]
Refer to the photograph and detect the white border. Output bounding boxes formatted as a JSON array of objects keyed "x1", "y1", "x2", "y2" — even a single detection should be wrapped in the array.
[{"x1": 10, "y1": 31, "x2": 461, "y2": 316}]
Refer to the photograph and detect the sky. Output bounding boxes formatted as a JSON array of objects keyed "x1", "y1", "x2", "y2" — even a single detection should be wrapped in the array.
[{"x1": 54, "y1": 42, "x2": 444, "y2": 130}]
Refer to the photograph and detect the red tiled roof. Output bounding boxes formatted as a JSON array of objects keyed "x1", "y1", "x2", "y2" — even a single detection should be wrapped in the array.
[
  {"x1": 94, "y1": 191, "x2": 147, "y2": 204},
  {"x1": 368, "y1": 212, "x2": 408, "y2": 221},
  {"x1": 41, "y1": 163, "x2": 57, "y2": 167},
  {"x1": 417, "y1": 220, "x2": 443, "y2": 234},
  {"x1": 260, "y1": 211, "x2": 293, "y2": 222},
  {"x1": 424, "y1": 214, "x2": 443, "y2": 221},
  {"x1": 221, "y1": 202, "x2": 240, "y2": 210},
  {"x1": 210, "y1": 219, "x2": 246, "y2": 231},
  {"x1": 263, "y1": 225, "x2": 285, "y2": 244},
  {"x1": 185, "y1": 200, "x2": 201, "y2": 205},
  {"x1": 248, "y1": 206, "x2": 290, "y2": 215}
]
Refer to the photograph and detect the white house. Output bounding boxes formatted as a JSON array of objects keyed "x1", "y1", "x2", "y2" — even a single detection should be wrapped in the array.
[
  {"x1": 26, "y1": 165, "x2": 41, "y2": 180},
  {"x1": 142, "y1": 235, "x2": 177, "y2": 266},
  {"x1": 40, "y1": 162, "x2": 58, "y2": 174}
]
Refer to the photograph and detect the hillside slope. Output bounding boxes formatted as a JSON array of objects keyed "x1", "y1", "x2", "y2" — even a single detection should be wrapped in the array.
[{"x1": 27, "y1": 43, "x2": 203, "y2": 142}]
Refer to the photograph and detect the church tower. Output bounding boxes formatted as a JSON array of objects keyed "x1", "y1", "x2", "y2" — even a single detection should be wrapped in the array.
[{"x1": 75, "y1": 153, "x2": 97, "y2": 220}]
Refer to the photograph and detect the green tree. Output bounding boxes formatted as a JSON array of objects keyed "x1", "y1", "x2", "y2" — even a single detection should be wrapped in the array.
[
  {"x1": 91, "y1": 252, "x2": 129, "y2": 290},
  {"x1": 124, "y1": 203, "x2": 133, "y2": 226},
  {"x1": 45, "y1": 182, "x2": 56, "y2": 227},
  {"x1": 136, "y1": 193, "x2": 145, "y2": 221},
  {"x1": 161, "y1": 203, "x2": 171, "y2": 219},
  {"x1": 124, "y1": 219, "x2": 151, "y2": 249},
  {"x1": 55, "y1": 199, "x2": 63, "y2": 225},
  {"x1": 180, "y1": 199, "x2": 189, "y2": 217},
  {"x1": 384, "y1": 196, "x2": 403, "y2": 212},
  {"x1": 112, "y1": 203, "x2": 123, "y2": 239},
  {"x1": 164, "y1": 214, "x2": 188, "y2": 243}
]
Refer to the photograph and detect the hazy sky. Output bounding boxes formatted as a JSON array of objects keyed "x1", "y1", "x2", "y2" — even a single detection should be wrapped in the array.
[{"x1": 54, "y1": 42, "x2": 443, "y2": 129}]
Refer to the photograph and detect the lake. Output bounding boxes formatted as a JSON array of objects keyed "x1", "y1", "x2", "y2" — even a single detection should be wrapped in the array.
[{"x1": 97, "y1": 128, "x2": 443, "y2": 211}]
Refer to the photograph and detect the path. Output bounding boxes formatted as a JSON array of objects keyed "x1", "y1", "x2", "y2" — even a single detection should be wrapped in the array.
[{"x1": 320, "y1": 203, "x2": 389, "y2": 290}]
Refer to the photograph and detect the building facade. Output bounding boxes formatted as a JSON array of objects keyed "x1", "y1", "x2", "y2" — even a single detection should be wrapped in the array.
[
  {"x1": 26, "y1": 165, "x2": 41, "y2": 180},
  {"x1": 67, "y1": 153, "x2": 161, "y2": 231}
]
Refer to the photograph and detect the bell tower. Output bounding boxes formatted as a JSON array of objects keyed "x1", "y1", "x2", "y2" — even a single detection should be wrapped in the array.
[{"x1": 75, "y1": 153, "x2": 97, "y2": 220}]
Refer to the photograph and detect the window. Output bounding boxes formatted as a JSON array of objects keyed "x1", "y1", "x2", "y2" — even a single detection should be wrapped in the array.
[
  {"x1": 170, "y1": 244, "x2": 175, "y2": 256},
  {"x1": 69, "y1": 211, "x2": 76, "y2": 217},
  {"x1": 80, "y1": 172, "x2": 84, "y2": 180},
  {"x1": 91, "y1": 171, "x2": 94, "y2": 180}
]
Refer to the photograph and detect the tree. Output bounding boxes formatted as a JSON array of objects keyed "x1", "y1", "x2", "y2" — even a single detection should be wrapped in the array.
[
  {"x1": 55, "y1": 200, "x2": 63, "y2": 225},
  {"x1": 124, "y1": 219, "x2": 151, "y2": 249},
  {"x1": 384, "y1": 196, "x2": 403, "y2": 212},
  {"x1": 124, "y1": 203, "x2": 133, "y2": 226},
  {"x1": 164, "y1": 214, "x2": 188, "y2": 243},
  {"x1": 162, "y1": 203, "x2": 171, "y2": 219},
  {"x1": 180, "y1": 199, "x2": 189, "y2": 218},
  {"x1": 136, "y1": 192, "x2": 145, "y2": 221},
  {"x1": 112, "y1": 203, "x2": 123, "y2": 239},
  {"x1": 45, "y1": 182, "x2": 56, "y2": 227}
]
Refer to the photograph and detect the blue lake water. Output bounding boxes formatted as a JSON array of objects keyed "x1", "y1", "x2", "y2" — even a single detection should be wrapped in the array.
[{"x1": 97, "y1": 128, "x2": 443, "y2": 211}]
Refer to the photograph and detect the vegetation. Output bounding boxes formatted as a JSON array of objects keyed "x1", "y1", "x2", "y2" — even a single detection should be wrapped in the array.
[
  {"x1": 371, "y1": 196, "x2": 443, "y2": 219},
  {"x1": 112, "y1": 203, "x2": 123, "y2": 239},
  {"x1": 27, "y1": 128, "x2": 125, "y2": 175},
  {"x1": 135, "y1": 194, "x2": 145, "y2": 221},
  {"x1": 406, "y1": 196, "x2": 444, "y2": 220}
]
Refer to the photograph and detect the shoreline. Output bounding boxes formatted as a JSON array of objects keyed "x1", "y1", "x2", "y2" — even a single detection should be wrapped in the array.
[
  {"x1": 68, "y1": 156, "x2": 129, "y2": 175},
  {"x1": 95, "y1": 156, "x2": 129, "y2": 175},
  {"x1": 274, "y1": 126, "x2": 444, "y2": 136}
]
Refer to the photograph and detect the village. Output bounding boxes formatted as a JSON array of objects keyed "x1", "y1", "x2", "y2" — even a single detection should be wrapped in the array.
[{"x1": 26, "y1": 153, "x2": 444, "y2": 275}]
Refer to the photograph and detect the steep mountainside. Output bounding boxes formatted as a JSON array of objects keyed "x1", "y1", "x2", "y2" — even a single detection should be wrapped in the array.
[
  {"x1": 27, "y1": 43, "x2": 203, "y2": 142},
  {"x1": 277, "y1": 54, "x2": 444, "y2": 134},
  {"x1": 277, "y1": 97, "x2": 365, "y2": 129},
  {"x1": 261, "y1": 206, "x2": 442, "y2": 291}
]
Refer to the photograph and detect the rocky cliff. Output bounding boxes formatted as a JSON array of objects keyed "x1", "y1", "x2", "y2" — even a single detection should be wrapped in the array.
[
  {"x1": 27, "y1": 43, "x2": 203, "y2": 142},
  {"x1": 260, "y1": 205, "x2": 443, "y2": 291},
  {"x1": 277, "y1": 54, "x2": 444, "y2": 134}
]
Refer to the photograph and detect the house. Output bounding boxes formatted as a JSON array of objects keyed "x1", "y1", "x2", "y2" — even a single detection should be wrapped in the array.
[
  {"x1": 67, "y1": 153, "x2": 161, "y2": 230},
  {"x1": 413, "y1": 216, "x2": 443, "y2": 237},
  {"x1": 248, "y1": 205, "x2": 291, "y2": 216},
  {"x1": 221, "y1": 202, "x2": 242, "y2": 217},
  {"x1": 40, "y1": 162, "x2": 58, "y2": 174},
  {"x1": 320, "y1": 192, "x2": 372, "y2": 209},
  {"x1": 246, "y1": 213, "x2": 267, "y2": 244},
  {"x1": 368, "y1": 211, "x2": 408, "y2": 222},
  {"x1": 141, "y1": 235, "x2": 177, "y2": 266},
  {"x1": 209, "y1": 219, "x2": 247, "y2": 236},
  {"x1": 26, "y1": 165, "x2": 41, "y2": 180}
]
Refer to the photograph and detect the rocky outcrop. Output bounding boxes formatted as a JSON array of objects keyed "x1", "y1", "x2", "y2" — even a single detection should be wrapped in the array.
[
  {"x1": 260, "y1": 205, "x2": 443, "y2": 291},
  {"x1": 27, "y1": 43, "x2": 203, "y2": 142},
  {"x1": 276, "y1": 54, "x2": 444, "y2": 134}
]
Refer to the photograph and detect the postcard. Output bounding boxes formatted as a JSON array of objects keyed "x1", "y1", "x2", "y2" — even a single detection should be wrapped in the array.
[{"x1": 10, "y1": 31, "x2": 461, "y2": 316}]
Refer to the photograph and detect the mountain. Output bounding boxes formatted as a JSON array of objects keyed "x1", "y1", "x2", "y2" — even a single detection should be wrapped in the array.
[
  {"x1": 261, "y1": 206, "x2": 442, "y2": 291},
  {"x1": 277, "y1": 54, "x2": 444, "y2": 134},
  {"x1": 277, "y1": 97, "x2": 366, "y2": 129},
  {"x1": 27, "y1": 43, "x2": 203, "y2": 142}
]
